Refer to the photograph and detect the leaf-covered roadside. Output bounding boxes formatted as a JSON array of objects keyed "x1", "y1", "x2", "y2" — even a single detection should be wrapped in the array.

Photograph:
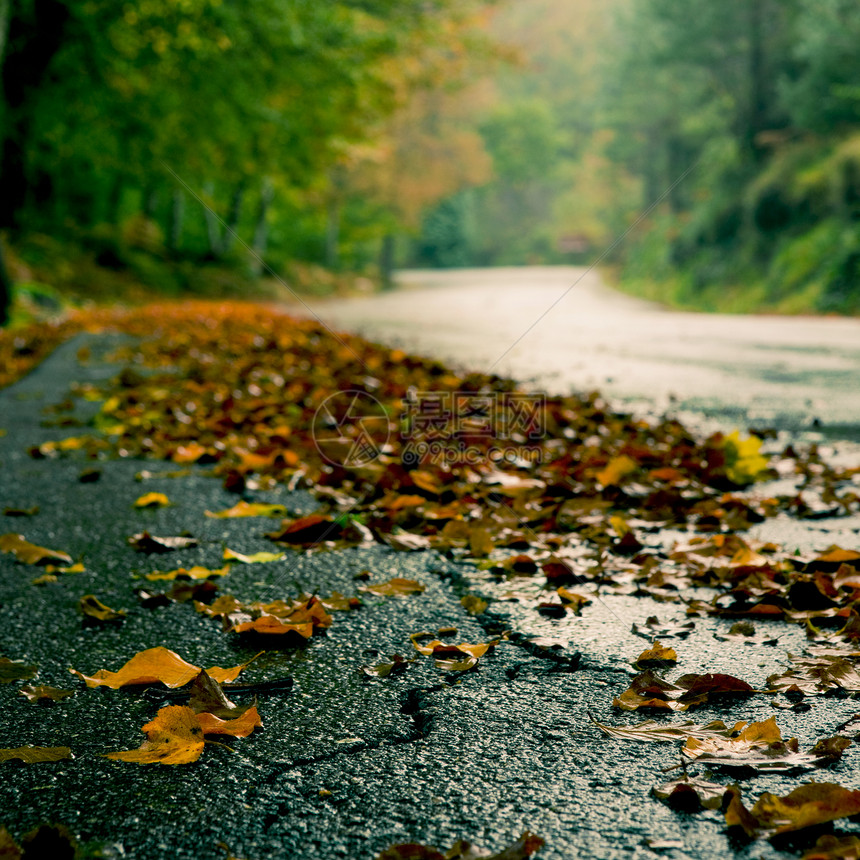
[{"x1": 3, "y1": 299, "x2": 860, "y2": 856}]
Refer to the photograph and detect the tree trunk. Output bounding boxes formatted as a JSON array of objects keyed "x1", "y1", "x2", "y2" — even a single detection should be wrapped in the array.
[
  {"x1": 221, "y1": 179, "x2": 245, "y2": 255},
  {"x1": 325, "y1": 198, "x2": 340, "y2": 271},
  {"x1": 379, "y1": 233, "x2": 395, "y2": 289},
  {"x1": 202, "y1": 181, "x2": 222, "y2": 257},
  {"x1": 746, "y1": 0, "x2": 767, "y2": 163},
  {"x1": 0, "y1": 0, "x2": 11, "y2": 66},
  {"x1": 167, "y1": 189, "x2": 184, "y2": 254},
  {"x1": 143, "y1": 183, "x2": 159, "y2": 220},
  {"x1": 251, "y1": 177, "x2": 274, "y2": 275},
  {"x1": 0, "y1": 0, "x2": 70, "y2": 230},
  {"x1": 0, "y1": 236, "x2": 12, "y2": 327}
]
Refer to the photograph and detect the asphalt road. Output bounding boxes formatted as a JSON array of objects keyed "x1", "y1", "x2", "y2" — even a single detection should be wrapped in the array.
[
  {"x1": 1, "y1": 329, "x2": 860, "y2": 860},
  {"x1": 311, "y1": 267, "x2": 860, "y2": 439}
]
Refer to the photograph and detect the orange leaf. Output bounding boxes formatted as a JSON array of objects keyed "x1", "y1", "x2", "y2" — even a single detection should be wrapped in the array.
[
  {"x1": 196, "y1": 705, "x2": 262, "y2": 737},
  {"x1": 133, "y1": 492, "x2": 170, "y2": 508},
  {"x1": 70, "y1": 646, "x2": 249, "y2": 689},
  {"x1": 105, "y1": 705, "x2": 204, "y2": 764}
]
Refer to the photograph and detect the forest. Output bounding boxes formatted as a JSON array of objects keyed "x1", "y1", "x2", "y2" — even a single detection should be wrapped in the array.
[{"x1": 1, "y1": 0, "x2": 859, "y2": 324}]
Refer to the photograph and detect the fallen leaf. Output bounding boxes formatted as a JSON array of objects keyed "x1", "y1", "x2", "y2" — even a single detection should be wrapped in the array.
[
  {"x1": 461, "y1": 594, "x2": 488, "y2": 615},
  {"x1": 653, "y1": 776, "x2": 730, "y2": 812},
  {"x1": 133, "y1": 492, "x2": 171, "y2": 508},
  {"x1": 682, "y1": 717, "x2": 838, "y2": 772},
  {"x1": 19, "y1": 685, "x2": 74, "y2": 704},
  {"x1": 557, "y1": 587, "x2": 591, "y2": 614},
  {"x1": 187, "y1": 670, "x2": 248, "y2": 718},
  {"x1": 631, "y1": 617, "x2": 695, "y2": 640},
  {"x1": 128, "y1": 532, "x2": 199, "y2": 553},
  {"x1": 361, "y1": 578, "x2": 426, "y2": 597},
  {"x1": 726, "y1": 781, "x2": 860, "y2": 837},
  {"x1": 377, "y1": 831, "x2": 544, "y2": 860},
  {"x1": 196, "y1": 706, "x2": 262, "y2": 738},
  {"x1": 266, "y1": 514, "x2": 342, "y2": 544},
  {"x1": 802, "y1": 834, "x2": 860, "y2": 860},
  {"x1": 70, "y1": 646, "x2": 250, "y2": 688},
  {"x1": 145, "y1": 564, "x2": 230, "y2": 581},
  {"x1": 78, "y1": 594, "x2": 126, "y2": 624},
  {"x1": 205, "y1": 501, "x2": 287, "y2": 518},
  {"x1": 0, "y1": 533, "x2": 72, "y2": 565},
  {"x1": 105, "y1": 705, "x2": 205, "y2": 764},
  {"x1": 361, "y1": 655, "x2": 413, "y2": 679},
  {"x1": 0, "y1": 657, "x2": 37, "y2": 684},
  {"x1": 3, "y1": 506, "x2": 39, "y2": 517},
  {"x1": 232, "y1": 615, "x2": 314, "y2": 638},
  {"x1": 223, "y1": 548, "x2": 285, "y2": 564},
  {"x1": 0, "y1": 746, "x2": 72, "y2": 763},
  {"x1": 30, "y1": 574, "x2": 57, "y2": 585},
  {"x1": 592, "y1": 716, "x2": 740, "y2": 743},
  {"x1": 632, "y1": 640, "x2": 677, "y2": 669},
  {"x1": 767, "y1": 654, "x2": 860, "y2": 695}
]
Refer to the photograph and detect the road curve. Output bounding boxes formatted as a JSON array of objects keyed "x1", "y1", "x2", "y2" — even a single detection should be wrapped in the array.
[{"x1": 308, "y1": 266, "x2": 860, "y2": 438}]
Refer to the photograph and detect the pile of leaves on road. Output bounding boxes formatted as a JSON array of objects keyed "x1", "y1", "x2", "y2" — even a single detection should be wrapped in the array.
[{"x1": 2, "y1": 300, "x2": 860, "y2": 854}]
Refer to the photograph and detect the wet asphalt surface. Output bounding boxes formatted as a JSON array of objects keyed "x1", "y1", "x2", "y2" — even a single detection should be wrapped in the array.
[
  {"x1": 311, "y1": 267, "x2": 860, "y2": 440},
  {"x1": 2, "y1": 333, "x2": 860, "y2": 859}
]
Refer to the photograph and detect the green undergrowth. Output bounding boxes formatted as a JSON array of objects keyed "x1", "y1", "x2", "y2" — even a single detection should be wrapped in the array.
[{"x1": 5, "y1": 230, "x2": 380, "y2": 324}]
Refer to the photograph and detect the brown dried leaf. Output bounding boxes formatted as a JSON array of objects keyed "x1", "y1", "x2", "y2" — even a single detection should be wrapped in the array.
[
  {"x1": 127, "y1": 531, "x2": 199, "y2": 553},
  {"x1": 726, "y1": 781, "x2": 860, "y2": 837},
  {"x1": 653, "y1": 776, "x2": 729, "y2": 812},
  {"x1": 802, "y1": 835, "x2": 860, "y2": 860},
  {"x1": 0, "y1": 657, "x2": 37, "y2": 684},
  {"x1": 593, "y1": 716, "x2": 738, "y2": 743},
  {"x1": 19, "y1": 685, "x2": 74, "y2": 704}
]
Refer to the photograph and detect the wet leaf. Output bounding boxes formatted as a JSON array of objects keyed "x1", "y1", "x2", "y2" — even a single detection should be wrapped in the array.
[
  {"x1": 128, "y1": 532, "x2": 199, "y2": 553},
  {"x1": 557, "y1": 587, "x2": 591, "y2": 614},
  {"x1": 377, "y1": 831, "x2": 544, "y2": 860},
  {"x1": 361, "y1": 654, "x2": 413, "y2": 679},
  {"x1": 767, "y1": 654, "x2": 860, "y2": 695},
  {"x1": 205, "y1": 501, "x2": 287, "y2": 519},
  {"x1": 70, "y1": 646, "x2": 250, "y2": 688},
  {"x1": 133, "y1": 492, "x2": 171, "y2": 508},
  {"x1": 802, "y1": 834, "x2": 860, "y2": 859},
  {"x1": 266, "y1": 514, "x2": 342, "y2": 544},
  {"x1": 361, "y1": 578, "x2": 426, "y2": 597},
  {"x1": 145, "y1": 564, "x2": 230, "y2": 581},
  {"x1": 631, "y1": 617, "x2": 695, "y2": 640},
  {"x1": 653, "y1": 776, "x2": 730, "y2": 812},
  {"x1": 105, "y1": 705, "x2": 205, "y2": 764},
  {"x1": 726, "y1": 781, "x2": 860, "y2": 837},
  {"x1": 592, "y1": 716, "x2": 739, "y2": 743},
  {"x1": 0, "y1": 746, "x2": 71, "y2": 763},
  {"x1": 223, "y1": 548, "x2": 285, "y2": 564},
  {"x1": 19, "y1": 685, "x2": 74, "y2": 704},
  {"x1": 461, "y1": 594, "x2": 488, "y2": 615},
  {"x1": 196, "y1": 706, "x2": 262, "y2": 738},
  {"x1": 3, "y1": 506, "x2": 39, "y2": 517},
  {"x1": 682, "y1": 717, "x2": 837, "y2": 772},
  {"x1": 0, "y1": 657, "x2": 37, "y2": 684},
  {"x1": 632, "y1": 640, "x2": 677, "y2": 669},
  {"x1": 78, "y1": 594, "x2": 126, "y2": 624},
  {"x1": 0, "y1": 533, "x2": 72, "y2": 566}
]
